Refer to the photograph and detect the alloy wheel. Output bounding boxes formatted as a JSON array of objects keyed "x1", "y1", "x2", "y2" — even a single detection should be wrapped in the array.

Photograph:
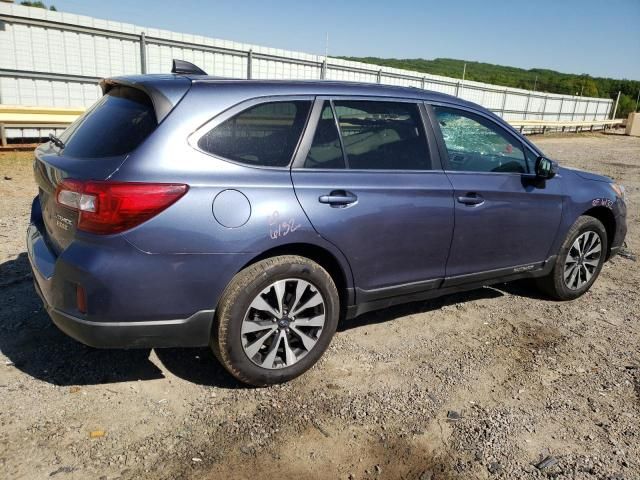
[
  {"x1": 563, "y1": 230, "x2": 602, "y2": 290},
  {"x1": 241, "y1": 278, "x2": 326, "y2": 369}
]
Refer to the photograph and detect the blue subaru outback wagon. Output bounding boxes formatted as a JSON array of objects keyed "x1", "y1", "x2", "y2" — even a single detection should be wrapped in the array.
[{"x1": 27, "y1": 61, "x2": 627, "y2": 385}]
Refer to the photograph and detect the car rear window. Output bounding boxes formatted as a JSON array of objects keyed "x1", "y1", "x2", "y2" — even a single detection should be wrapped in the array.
[
  {"x1": 59, "y1": 86, "x2": 157, "y2": 158},
  {"x1": 198, "y1": 101, "x2": 312, "y2": 167}
]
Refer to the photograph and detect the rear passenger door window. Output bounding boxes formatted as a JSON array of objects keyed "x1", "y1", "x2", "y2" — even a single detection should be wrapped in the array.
[
  {"x1": 333, "y1": 100, "x2": 431, "y2": 170},
  {"x1": 302, "y1": 99, "x2": 432, "y2": 171},
  {"x1": 433, "y1": 106, "x2": 528, "y2": 173},
  {"x1": 198, "y1": 101, "x2": 312, "y2": 167}
]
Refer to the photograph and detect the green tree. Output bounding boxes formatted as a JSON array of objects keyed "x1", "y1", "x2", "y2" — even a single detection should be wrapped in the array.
[
  {"x1": 616, "y1": 94, "x2": 637, "y2": 119},
  {"x1": 20, "y1": 1, "x2": 57, "y2": 10},
  {"x1": 580, "y1": 77, "x2": 599, "y2": 97}
]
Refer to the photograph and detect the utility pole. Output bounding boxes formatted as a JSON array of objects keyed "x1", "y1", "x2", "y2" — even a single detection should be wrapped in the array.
[
  {"x1": 320, "y1": 32, "x2": 329, "y2": 80},
  {"x1": 462, "y1": 62, "x2": 466, "y2": 83},
  {"x1": 325, "y1": 32, "x2": 329, "y2": 60}
]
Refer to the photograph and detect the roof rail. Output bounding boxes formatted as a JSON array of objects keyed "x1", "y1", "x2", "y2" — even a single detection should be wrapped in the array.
[{"x1": 171, "y1": 59, "x2": 207, "y2": 75}]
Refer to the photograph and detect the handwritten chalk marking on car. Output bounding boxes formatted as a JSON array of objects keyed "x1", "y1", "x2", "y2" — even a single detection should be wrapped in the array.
[
  {"x1": 592, "y1": 198, "x2": 614, "y2": 208},
  {"x1": 268, "y1": 210, "x2": 300, "y2": 240}
]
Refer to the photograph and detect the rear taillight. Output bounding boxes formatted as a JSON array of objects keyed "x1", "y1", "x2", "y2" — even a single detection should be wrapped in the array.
[{"x1": 55, "y1": 180, "x2": 188, "y2": 234}]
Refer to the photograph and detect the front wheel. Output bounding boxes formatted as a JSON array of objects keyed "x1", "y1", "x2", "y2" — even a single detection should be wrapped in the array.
[
  {"x1": 537, "y1": 215, "x2": 608, "y2": 300},
  {"x1": 211, "y1": 255, "x2": 339, "y2": 386}
]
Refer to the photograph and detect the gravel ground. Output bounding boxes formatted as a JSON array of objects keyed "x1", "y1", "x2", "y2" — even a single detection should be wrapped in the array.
[{"x1": 0, "y1": 132, "x2": 638, "y2": 480}]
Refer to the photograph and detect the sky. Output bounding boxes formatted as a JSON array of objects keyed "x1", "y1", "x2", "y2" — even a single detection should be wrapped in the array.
[{"x1": 46, "y1": 0, "x2": 640, "y2": 80}]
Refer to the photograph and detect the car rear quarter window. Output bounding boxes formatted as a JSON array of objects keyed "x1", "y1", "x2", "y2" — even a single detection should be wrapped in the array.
[
  {"x1": 333, "y1": 100, "x2": 431, "y2": 170},
  {"x1": 433, "y1": 106, "x2": 528, "y2": 173},
  {"x1": 59, "y1": 85, "x2": 157, "y2": 158},
  {"x1": 198, "y1": 101, "x2": 312, "y2": 167}
]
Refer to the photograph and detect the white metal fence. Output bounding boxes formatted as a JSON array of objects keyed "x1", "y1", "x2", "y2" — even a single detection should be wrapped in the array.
[{"x1": 0, "y1": 3, "x2": 614, "y2": 139}]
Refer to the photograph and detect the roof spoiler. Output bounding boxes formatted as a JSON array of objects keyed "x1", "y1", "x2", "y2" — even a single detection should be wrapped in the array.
[
  {"x1": 100, "y1": 76, "x2": 192, "y2": 123},
  {"x1": 171, "y1": 59, "x2": 207, "y2": 75}
]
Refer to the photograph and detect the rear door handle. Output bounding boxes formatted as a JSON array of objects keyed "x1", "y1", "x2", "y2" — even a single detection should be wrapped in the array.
[
  {"x1": 319, "y1": 190, "x2": 358, "y2": 206},
  {"x1": 457, "y1": 193, "x2": 484, "y2": 206}
]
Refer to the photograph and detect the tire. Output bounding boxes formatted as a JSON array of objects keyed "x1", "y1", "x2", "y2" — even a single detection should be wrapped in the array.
[
  {"x1": 537, "y1": 215, "x2": 608, "y2": 300},
  {"x1": 211, "y1": 255, "x2": 339, "y2": 386}
]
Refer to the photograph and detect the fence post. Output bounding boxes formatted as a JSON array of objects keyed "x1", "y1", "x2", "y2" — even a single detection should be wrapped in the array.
[
  {"x1": 139, "y1": 32, "x2": 147, "y2": 74},
  {"x1": 558, "y1": 97, "x2": 564, "y2": 121},
  {"x1": 376, "y1": 69, "x2": 382, "y2": 84},
  {"x1": 0, "y1": 124, "x2": 6, "y2": 147},
  {"x1": 524, "y1": 93, "x2": 531, "y2": 120},
  {"x1": 321, "y1": 58, "x2": 327, "y2": 80},
  {"x1": 421, "y1": 77, "x2": 426, "y2": 90},
  {"x1": 612, "y1": 91, "x2": 621, "y2": 119},
  {"x1": 541, "y1": 95, "x2": 548, "y2": 121},
  {"x1": 571, "y1": 97, "x2": 578, "y2": 121},
  {"x1": 247, "y1": 49, "x2": 252, "y2": 79},
  {"x1": 500, "y1": 89, "x2": 508, "y2": 117},
  {"x1": 455, "y1": 81, "x2": 461, "y2": 97}
]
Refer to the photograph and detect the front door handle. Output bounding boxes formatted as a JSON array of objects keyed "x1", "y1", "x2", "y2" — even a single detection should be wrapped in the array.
[
  {"x1": 319, "y1": 190, "x2": 358, "y2": 206},
  {"x1": 457, "y1": 193, "x2": 484, "y2": 206}
]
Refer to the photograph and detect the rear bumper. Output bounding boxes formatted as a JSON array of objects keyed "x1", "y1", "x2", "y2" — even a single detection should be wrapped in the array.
[
  {"x1": 27, "y1": 220, "x2": 224, "y2": 349},
  {"x1": 33, "y1": 278, "x2": 213, "y2": 348},
  {"x1": 52, "y1": 307, "x2": 213, "y2": 349},
  {"x1": 29, "y1": 240, "x2": 214, "y2": 348}
]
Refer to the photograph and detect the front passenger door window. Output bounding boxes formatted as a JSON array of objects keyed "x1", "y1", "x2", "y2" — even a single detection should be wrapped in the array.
[{"x1": 433, "y1": 106, "x2": 528, "y2": 174}]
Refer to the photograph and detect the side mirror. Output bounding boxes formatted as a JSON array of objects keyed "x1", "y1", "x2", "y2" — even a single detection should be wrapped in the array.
[{"x1": 535, "y1": 156, "x2": 558, "y2": 180}]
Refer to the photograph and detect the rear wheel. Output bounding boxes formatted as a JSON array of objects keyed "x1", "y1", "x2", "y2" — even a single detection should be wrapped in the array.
[
  {"x1": 537, "y1": 216, "x2": 607, "y2": 300},
  {"x1": 211, "y1": 255, "x2": 339, "y2": 386}
]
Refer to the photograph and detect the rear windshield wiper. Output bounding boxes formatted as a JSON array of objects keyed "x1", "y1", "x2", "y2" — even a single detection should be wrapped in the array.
[{"x1": 49, "y1": 133, "x2": 66, "y2": 149}]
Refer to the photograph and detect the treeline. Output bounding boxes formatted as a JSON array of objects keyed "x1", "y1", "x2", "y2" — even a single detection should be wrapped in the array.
[{"x1": 339, "y1": 57, "x2": 639, "y2": 118}]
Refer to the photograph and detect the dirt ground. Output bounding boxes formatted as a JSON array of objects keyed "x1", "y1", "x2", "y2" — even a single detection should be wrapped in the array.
[{"x1": 0, "y1": 132, "x2": 638, "y2": 480}]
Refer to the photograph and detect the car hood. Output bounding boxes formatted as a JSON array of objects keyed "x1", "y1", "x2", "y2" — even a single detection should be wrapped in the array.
[{"x1": 561, "y1": 166, "x2": 612, "y2": 183}]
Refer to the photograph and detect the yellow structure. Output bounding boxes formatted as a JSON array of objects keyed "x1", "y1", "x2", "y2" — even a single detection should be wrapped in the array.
[{"x1": 0, "y1": 105, "x2": 83, "y2": 125}]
